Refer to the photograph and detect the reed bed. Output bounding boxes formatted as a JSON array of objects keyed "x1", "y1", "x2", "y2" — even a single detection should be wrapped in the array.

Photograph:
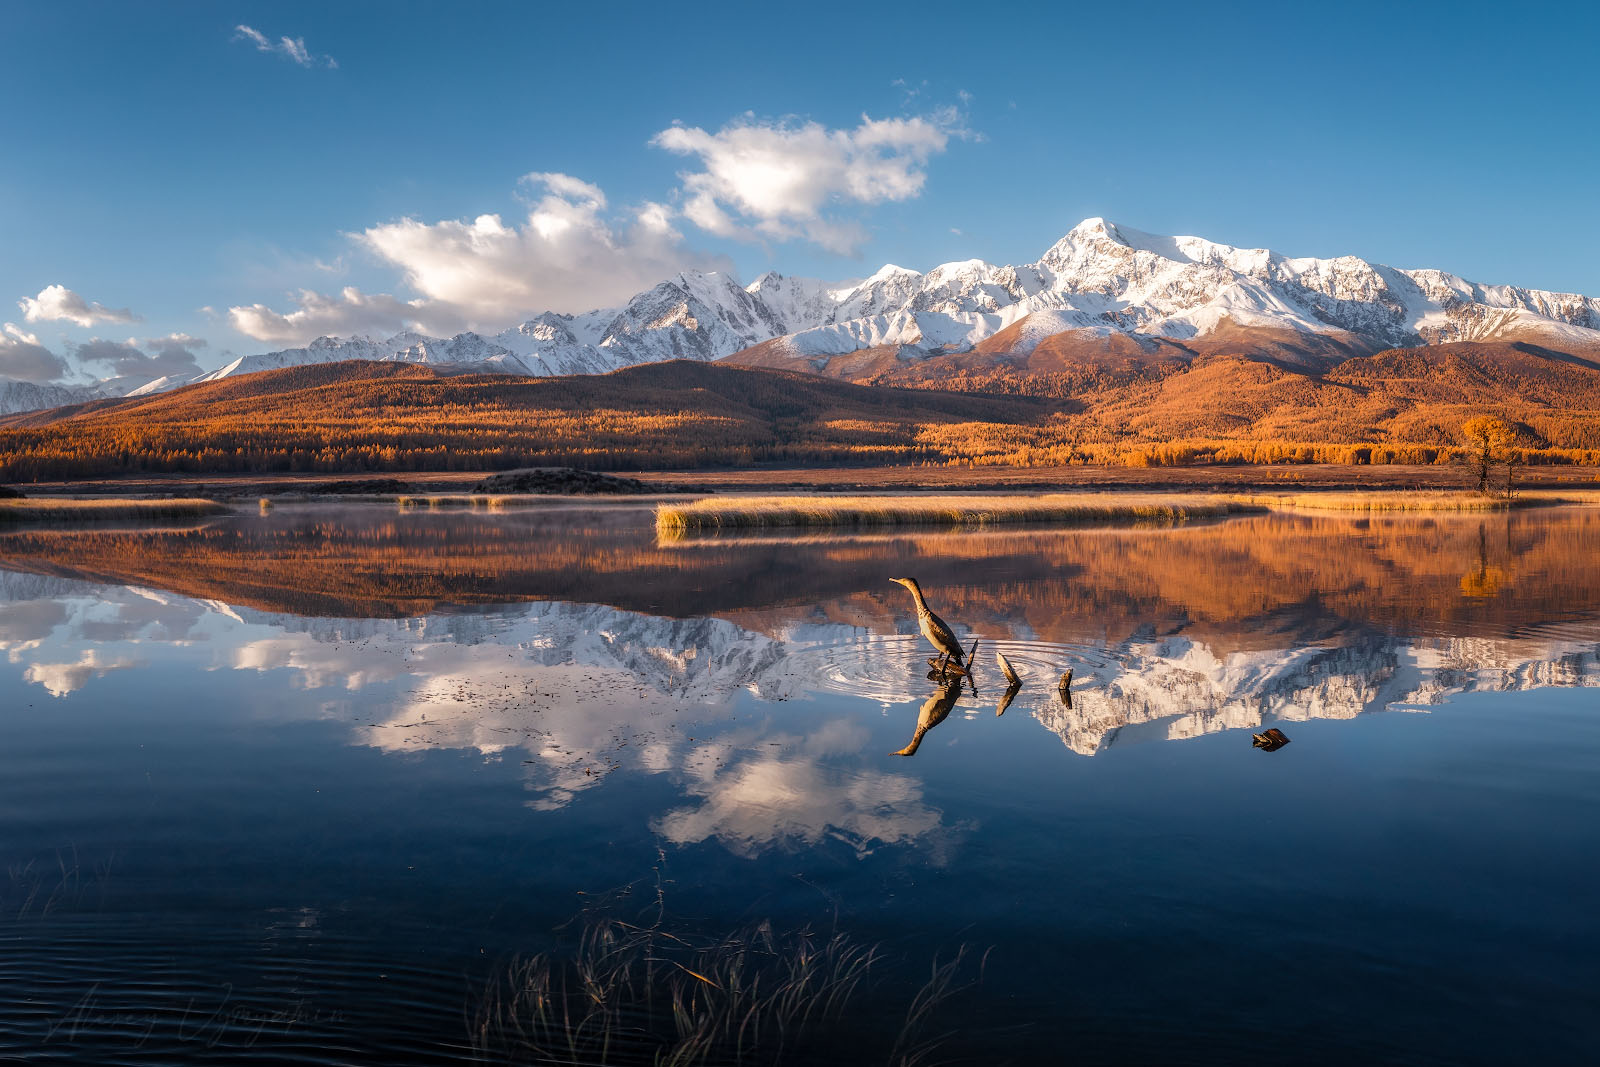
[
  {"x1": 0, "y1": 497, "x2": 227, "y2": 525},
  {"x1": 472, "y1": 916, "x2": 971, "y2": 1067},
  {"x1": 1242, "y1": 491, "x2": 1581, "y2": 513},
  {"x1": 657, "y1": 493, "x2": 1262, "y2": 533}
]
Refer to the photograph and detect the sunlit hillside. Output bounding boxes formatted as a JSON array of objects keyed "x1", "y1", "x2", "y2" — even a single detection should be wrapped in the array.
[{"x1": 2, "y1": 344, "x2": 1599, "y2": 479}]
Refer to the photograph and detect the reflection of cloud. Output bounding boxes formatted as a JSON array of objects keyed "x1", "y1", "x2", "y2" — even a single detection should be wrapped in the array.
[
  {"x1": 231, "y1": 633, "x2": 406, "y2": 690},
  {"x1": 76, "y1": 591, "x2": 209, "y2": 644},
  {"x1": 24, "y1": 649, "x2": 143, "y2": 697},
  {"x1": 355, "y1": 660, "x2": 692, "y2": 810},
  {"x1": 349, "y1": 642, "x2": 956, "y2": 856},
  {"x1": 0, "y1": 598, "x2": 67, "y2": 656},
  {"x1": 654, "y1": 729, "x2": 948, "y2": 859}
]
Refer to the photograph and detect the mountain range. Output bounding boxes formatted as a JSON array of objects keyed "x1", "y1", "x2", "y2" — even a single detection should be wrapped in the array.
[{"x1": 8, "y1": 218, "x2": 1600, "y2": 415}]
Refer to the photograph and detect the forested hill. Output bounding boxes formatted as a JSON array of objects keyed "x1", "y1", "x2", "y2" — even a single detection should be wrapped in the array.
[
  {"x1": 2, "y1": 343, "x2": 1599, "y2": 481},
  {"x1": 0, "y1": 359, "x2": 1056, "y2": 479}
]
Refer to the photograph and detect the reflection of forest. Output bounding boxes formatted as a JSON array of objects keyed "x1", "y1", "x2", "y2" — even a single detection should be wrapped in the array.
[{"x1": 2, "y1": 505, "x2": 1599, "y2": 652}]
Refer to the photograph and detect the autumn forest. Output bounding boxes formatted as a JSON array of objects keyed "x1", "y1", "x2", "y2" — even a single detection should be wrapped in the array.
[{"x1": 2, "y1": 341, "x2": 1599, "y2": 481}]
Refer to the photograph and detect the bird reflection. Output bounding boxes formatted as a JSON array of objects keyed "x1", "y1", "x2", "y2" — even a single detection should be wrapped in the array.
[
  {"x1": 891, "y1": 577, "x2": 966, "y2": 677},
  {"x1": 893, "y1": 680, "x2": 962, "y2": 757}
]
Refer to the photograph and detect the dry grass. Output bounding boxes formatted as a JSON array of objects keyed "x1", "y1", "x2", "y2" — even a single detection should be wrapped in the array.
[
  {"x1": 659, "y1": 487, "x2": 1600, "y2": 532},
  {"x1": 472, "y1": 914, "x2": 974, "y2": 1067},
  {"x1": 657, "y1": 493, "x2": 1262, "y2": 533},
  {"x1": 1241, "y1": 491, "x2": 1519, "y2": 513},
  {"x1": 0, "y1": 497, "x2": 227, "y2": 525},
  {"x1": 1242, "y1": 489, "x2": 1600, "y2": 512}
]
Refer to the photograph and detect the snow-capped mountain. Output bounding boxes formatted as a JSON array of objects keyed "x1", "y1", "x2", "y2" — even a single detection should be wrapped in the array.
[
  {"x1": 9, "y1": 218, "x2": 1600, "y2": 414},
  {"x1": 742, "y1": 218, "x2": 1600, "y2": 373},
  {"x1": 0, "y1": 378, "x2": 125, "y2": 416},
  {"x1": 191, "y1": 218, "x2": 1600, "y2": 384}
]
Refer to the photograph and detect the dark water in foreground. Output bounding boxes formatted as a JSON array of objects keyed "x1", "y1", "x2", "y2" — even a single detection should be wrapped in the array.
[{"x1": 2, "y1": 503, "x2": 1598, "y2": 1064}]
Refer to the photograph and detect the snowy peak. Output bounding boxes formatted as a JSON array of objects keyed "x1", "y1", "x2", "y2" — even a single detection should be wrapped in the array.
[
  {"x1": 0, "y1": 378, "x2": 123, "y2": 416},
  {"x1": 9, "y1": 219, "x2": 1600, "y2": 415}
]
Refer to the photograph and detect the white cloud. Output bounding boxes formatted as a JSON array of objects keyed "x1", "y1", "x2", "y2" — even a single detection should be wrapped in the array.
[
  {"x1": 356, "y1": 172, "x2": 726, "y2": 320},
  {"x1": 0, "y1": 327, "x2": 70, "y2": 382},
  {"x1": 19, "y1": 284, "x2": 140, "y2": 328},
  {"x1": 4, "y1": 322, "x2": 40, "y2": 345},
  {"x1": 141, "y1": 332, "x2": 207, "y2": 350},
  {"x1": 223, "y1": 106, "x2": 971, "y2": 343},
  {"x1": 652, "y1": 113, "x2": 959, "y2": 253},
  {"x1": 232, "y1": 24, "x2": 337, "y2": 69},
  {"x1": 229, "y1": 173, "x2": 726, "y2": 344},
  {"x1": 228, "y1": 287, "x2": 435, "y2": 346}
]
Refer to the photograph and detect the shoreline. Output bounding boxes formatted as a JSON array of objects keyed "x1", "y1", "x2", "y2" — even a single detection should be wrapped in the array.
[{"x1": 6, "y1": 462, "x2": 1600, "y2": 499}]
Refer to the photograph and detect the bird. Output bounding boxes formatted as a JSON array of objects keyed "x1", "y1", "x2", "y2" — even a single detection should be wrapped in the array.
[
  {"x1": 894, "y1": 680, "x2": 961, "y2": 756},
  {"x1": 890, "y1": 577, "x2": 965, "y2": 676}
]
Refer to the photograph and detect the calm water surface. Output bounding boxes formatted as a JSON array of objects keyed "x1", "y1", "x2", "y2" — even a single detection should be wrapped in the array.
[{"x1": 2, "y1": 503, "x2": 1598, "y2": 1064}]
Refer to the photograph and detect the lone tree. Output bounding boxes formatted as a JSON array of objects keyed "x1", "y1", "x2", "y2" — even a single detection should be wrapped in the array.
[{"x1": 1460, "y1": 415, "x2": 1516, "y2": 496}]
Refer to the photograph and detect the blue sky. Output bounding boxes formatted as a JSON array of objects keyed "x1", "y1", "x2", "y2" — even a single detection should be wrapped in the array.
[{"x1": 3, "y1": 0, "x2": 1597, "y2": 382}]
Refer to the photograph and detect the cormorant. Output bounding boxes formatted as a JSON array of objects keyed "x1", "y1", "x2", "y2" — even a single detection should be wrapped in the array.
[{"x1": 890, "y1": 577, "x2": 966, "y2": 675}]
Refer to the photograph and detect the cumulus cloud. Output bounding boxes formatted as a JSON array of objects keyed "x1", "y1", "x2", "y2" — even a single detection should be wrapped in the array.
[
  {"x1": 224, "y1": 108, "x2": 970, "y2": 343},
  {"x1": 4, "y1": 322, "x2": 40, "y2": 345},
  {"x1": 651, "y1": 113, "x2": 960, "y2": 253},
  {"x1": 0, "y1": 324, "x2": 70, "y2": 382},
  {"x1": 232, "y1": 24, "x2": 337, "y2": 69},
  {"x1": 228, "y1": 287, "x2": 437, "y2": 346},
  {"x1": 19, "y1": 284, "x2": 141, "y2": 328},
  {"x1": 228, "y1": 173, "x2": 726, "y2": 343},
  {"x1": 74, "y1": 335, "x2": 205, "y2": 383},
  {"x1": 356, "y1": 172, "x2": 727, "y2": 320}
]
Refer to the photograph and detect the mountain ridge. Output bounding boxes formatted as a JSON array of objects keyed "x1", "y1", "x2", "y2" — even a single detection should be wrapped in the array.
[{"x1": 8, "y1": 218, "x2": 1600, "y2": 414}]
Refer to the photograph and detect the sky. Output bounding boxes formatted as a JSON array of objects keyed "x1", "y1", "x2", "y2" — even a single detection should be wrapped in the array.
[{"x1": 3, "y1": 0, "x2": 1598, "y2": 384}]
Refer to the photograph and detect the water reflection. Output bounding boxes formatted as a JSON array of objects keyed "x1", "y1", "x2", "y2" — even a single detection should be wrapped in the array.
[
  {"x1": 894, "y1": 680, "x2": 961, "y2": 756},
  {"x1": 2, "y1": 505, "x2": 1598, "y2": 803},
  {"x1": 5, "y1": 504, "x2": 1599, "y2": 1064}
]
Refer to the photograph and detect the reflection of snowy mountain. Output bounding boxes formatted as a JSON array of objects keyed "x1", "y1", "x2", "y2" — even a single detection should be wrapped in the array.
[
  {"x1": 1034, "y1": 635, "x2": 1600, "y2": 755},
  {"x1": 5, "y1": 570, "x2": 1600, "y2": 757},
  {"x1": 257, "y1": 599, "x2": 800, "y2": 703},
  {"x1": 5, "y1": 569, "x2": 1598, "y2": 859}
]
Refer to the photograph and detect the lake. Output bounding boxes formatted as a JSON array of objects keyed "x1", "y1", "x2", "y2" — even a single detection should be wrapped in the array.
[{"x1": 2, "y1": 502, "x2": 1598, "y2": 1064}]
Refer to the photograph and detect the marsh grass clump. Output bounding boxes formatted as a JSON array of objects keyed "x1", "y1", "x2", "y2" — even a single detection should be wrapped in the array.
[
  {"x1": 657, "y1": 493, "x2": 1261, "y2": 533},
  {"x1": 4, "y1": 846, "x2": 115, "y2": 921},
  {"x1": 473, "y1": 915, "x2": 977, "y2": 1066},
  {"x1": 0, "y1": 497, "x2": 227, "y2": 525}
]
